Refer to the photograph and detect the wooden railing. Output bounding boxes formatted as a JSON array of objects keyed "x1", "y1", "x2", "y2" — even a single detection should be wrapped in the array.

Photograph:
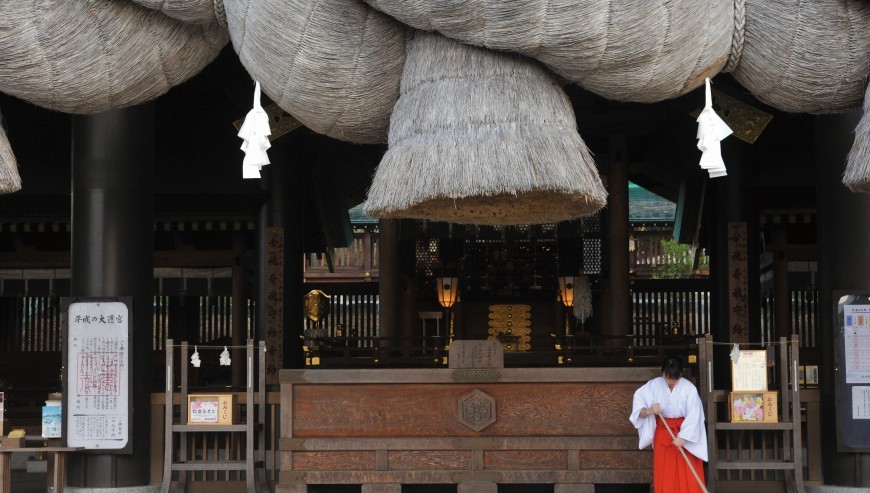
[
  {"x1": 150, "y1": 391, "x2": 283, "y2": 486},
  {"x1": 709, "y1": 388, "x2": 822, "y2": 487},
  {"x1": 631, "y1": 279, "x2": 713, "y2": 339},
  {"x1": 760, "y1": 289, "x2": 819, "y2": 350},
  {"x1": 301, "y1": 334, "x2": 700, "y2": 369}
]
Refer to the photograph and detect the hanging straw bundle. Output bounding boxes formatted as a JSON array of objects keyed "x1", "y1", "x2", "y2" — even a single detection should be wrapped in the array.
[
  {"x1": 364, "y1": 31, "x2": 607, "y2": 225},
  {"x1": 845, "y1": 84, "x2": 870, "y2": 193},
  {"x1": 0, "y1": 0, "x2": 228, "y2": 114},
  {"x1": 731, "y1": 0, "x2": 870, "y2": 114},
  {"x1": 0, "y1": 110, "x2": 20, "y2": 195},
  {"x1": 224, "y1": 0, "x2": 407, "y2": 144},
  {"x1": 129, "y1": 0, "x2": 227, "y2": 26},
  {"x1": 360, "y1": 0, "x2": 733, "y2": 103}
]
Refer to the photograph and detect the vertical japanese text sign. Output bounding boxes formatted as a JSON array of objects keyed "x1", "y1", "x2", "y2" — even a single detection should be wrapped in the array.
[
  {"x1": 727, "y1": 222, "x2": 749, "y2": 343},
  {"x1": 66, "y1": 301, "x2": 130, "y2": 450}
]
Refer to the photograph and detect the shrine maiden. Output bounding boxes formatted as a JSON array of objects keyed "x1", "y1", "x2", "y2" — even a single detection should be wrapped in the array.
[{"x1": 630, "y1": 356, "x2": 707, "y2": 493}]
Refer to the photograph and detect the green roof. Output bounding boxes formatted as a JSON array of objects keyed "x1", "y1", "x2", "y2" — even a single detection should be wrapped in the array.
[{"x1": 629, "y1": 182, "x2": 675, "y2": 223}]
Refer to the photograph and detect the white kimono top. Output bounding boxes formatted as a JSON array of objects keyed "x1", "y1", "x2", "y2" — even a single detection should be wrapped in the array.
[{"x1": 629, "y1": 376, "x2": 708, "y2": 462}]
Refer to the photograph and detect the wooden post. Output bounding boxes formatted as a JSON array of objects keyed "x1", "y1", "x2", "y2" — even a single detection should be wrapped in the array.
[
  {"x1": 607, "y1": 135, "x2": 631, "y2": 342},
  {"x1": 69, "y1": 104, "x2": 154, "y2": 487},
  {"x1": 232, "y1": 231, "x2": 246, "y2": 388},
  {"x1": 379, "y1": 219, "x2": 400, "y2": 341},
  {"x1": 773, "y1": 223, "x2": 790, "y2": 339}
]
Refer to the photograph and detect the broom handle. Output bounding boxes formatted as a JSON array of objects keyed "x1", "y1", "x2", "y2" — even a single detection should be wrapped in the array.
[{"x1": 657, "y1": 413, "x2": 708, "y2": 493}]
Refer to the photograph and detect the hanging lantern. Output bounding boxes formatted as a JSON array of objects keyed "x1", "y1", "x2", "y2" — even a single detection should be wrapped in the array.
[
  {"x1": 435, "y1": 277, "x2": 459, "y2": 309},
  {"x1": 558, "y1": 276, "x2": 576, "y2": 307}
]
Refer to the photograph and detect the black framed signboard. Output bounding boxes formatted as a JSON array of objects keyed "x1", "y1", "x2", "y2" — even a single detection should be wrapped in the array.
[
  {"x1": 62, "y1": 297, "x2": 132, "y2": 453},
  {"x1": 835, "y1": 292, "x2": 870, "y2": 452}
]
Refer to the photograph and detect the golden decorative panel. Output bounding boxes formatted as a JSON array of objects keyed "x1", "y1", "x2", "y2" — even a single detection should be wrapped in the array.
[{"x1": 487, "y1": 304, "x2": 531, "y2": 351}]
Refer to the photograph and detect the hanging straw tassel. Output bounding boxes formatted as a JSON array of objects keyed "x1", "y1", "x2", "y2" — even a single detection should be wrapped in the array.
[
  {"x1": 696, "y1": 78, "x2": 733, "y2": 178},
  {"x1": 364, "y1": 31, "x2": 607, "y2": 225},
  {"x1": 238, "y1": 81, "x2": 272, "y2": 179},
  {"x1": 845, "y1": 83, "x2": 870, "y2": 193},
  {"x1": 573, "y1": 275, "x2": 593, "y2": 323},
  {"x1": 0, "y1": 111, "x2": 21, "y2": 195}
]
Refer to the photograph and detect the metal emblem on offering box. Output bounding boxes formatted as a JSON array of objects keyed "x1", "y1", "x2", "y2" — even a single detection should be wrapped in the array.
[{"x1": 487, "y1": 304, "x2": 531, "y2": 351}]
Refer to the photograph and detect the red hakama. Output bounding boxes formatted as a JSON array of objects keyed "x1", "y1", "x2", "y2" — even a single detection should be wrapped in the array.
[{"x1": 653, "y1": 417, "x2": 705, "y2": 493}]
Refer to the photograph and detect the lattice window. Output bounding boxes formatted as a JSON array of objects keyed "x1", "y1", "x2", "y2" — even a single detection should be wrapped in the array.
[
  {"x1": 582, "y1": 238, "x2": 602, "y2": 274},
  {"x1": 415, "y1": 239, "x2": 440, "y2": 278}
]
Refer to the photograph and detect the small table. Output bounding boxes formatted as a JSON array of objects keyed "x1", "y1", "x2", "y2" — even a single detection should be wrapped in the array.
[{"x1": 0, "y1": 446, "x2": 81, "y2": 493}]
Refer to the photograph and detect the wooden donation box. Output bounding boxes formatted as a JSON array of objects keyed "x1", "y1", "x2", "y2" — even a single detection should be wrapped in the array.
[
  {"x1": 278, "y1": 343, "x2": 659, "y2": 491},
  {"x1": 187, "y1": 394, "x2": 237, "y2": 425},
  {"x1": 729, "y1": 349, "x2": 778, "y2": 423}
]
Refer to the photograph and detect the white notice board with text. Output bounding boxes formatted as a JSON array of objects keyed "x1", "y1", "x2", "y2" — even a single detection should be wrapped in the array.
[
  {"x1": 65, "y1": 300, "x2": 130, "y2": 450},
  {"x1": 731, "y1": 349, "x2": 768, "y2": 392}
]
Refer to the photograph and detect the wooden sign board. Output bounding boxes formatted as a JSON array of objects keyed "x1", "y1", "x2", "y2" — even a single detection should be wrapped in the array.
[
  {"x1": 449, "y1": 340, "x2": 504, "y2": 369},
  {"x1": 730, "y1": 391, "x2": 778, "y2": 423},
  {"x1": 731, "y1": 349, "x2": 768, "y2": 392}
]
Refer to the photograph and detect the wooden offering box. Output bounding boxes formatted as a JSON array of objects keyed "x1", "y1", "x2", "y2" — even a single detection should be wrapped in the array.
[
  {"x1": 187, "y1": 394, "x2": 237, "y2": 425},
  {"x1": 730, "y1": 391, "x2": 778, "y2": 423}
]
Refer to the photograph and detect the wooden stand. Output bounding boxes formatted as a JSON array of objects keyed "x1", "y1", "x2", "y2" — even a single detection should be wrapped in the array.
[
  {"x1": 161, "y1": 339, "x2": 266, "y2": 493},
  {"x1": 0, "y1": 446, "x2": 81, "y2": 493},
  {"x1": 699, "y1": 334, "x2": 805, "y2": 493}
]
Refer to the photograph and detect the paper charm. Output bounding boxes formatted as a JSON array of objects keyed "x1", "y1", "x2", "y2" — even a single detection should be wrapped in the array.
[
  {"x1": 219, "y1": 346, "x2": 232, "y2": 366},
  {"x1": 191, "y1": 346, "x2": 201, "y2": 368},
  {"x1": 729, "y1": 343, "x2": 741, "y2": 364},
  {"x1": 696, "y1": 78, "x2": 733, "y2": 178},
  {"x1": 237, "y1": 81, "x2": 272, "y2": 179}
]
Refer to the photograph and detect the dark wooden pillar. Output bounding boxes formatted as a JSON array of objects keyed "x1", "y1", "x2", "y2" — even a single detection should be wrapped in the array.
[
  {"x1": 68, "y1": 104, "x2": 154, "y2": 487},
  {"x1": 710, "y1": 138, "x2": 754, "y2": 388},
  {"x1": 231, "y1": 230, "x2": 246, "y2": 387},
  {"x1": 773, "y1": 223, "x2": 790, "y2": 339},
  {"x1": 378, "y1": 219, "x2": 400, "y2": 340},
  {"x1": 399, "y1": 221, "x2": 419, "y2": 345},
  {"x1": 815, "y1": 111, "x2": 870, "y2": 485},
  {"x1": 607, "y1": 136, "x2": 630, "y2": 340}
]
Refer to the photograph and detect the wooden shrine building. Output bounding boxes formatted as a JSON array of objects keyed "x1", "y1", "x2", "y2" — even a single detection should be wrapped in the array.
[{"x1": 0, "y1": 2, "x2": 868, "y2": 492}]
